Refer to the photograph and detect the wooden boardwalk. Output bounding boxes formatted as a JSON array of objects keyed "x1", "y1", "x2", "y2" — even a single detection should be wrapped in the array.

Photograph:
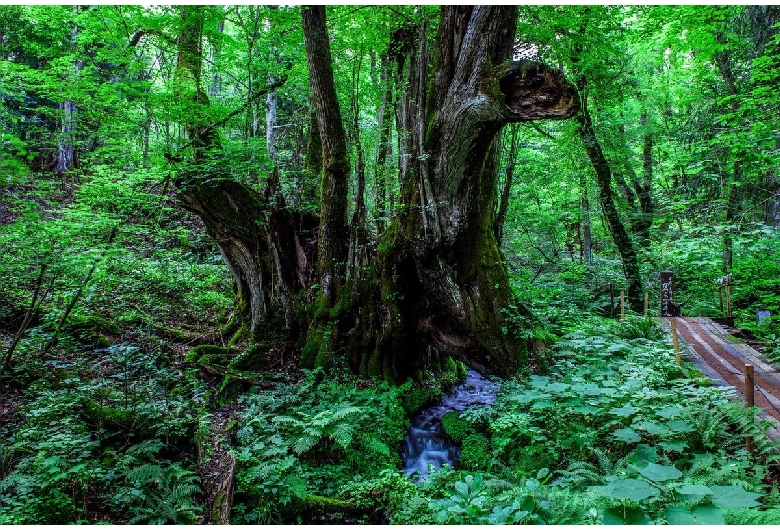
[{"x1": 661, "y1": 316, "x2": 780, "y2": 439}]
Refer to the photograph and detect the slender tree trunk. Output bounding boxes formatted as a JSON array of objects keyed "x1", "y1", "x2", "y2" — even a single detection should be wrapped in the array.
[
  {"x1": 346, "y1": 54, "x2": 369, "y2": 282},
  {"x1": 638, "y1": 114, "x2": 654, "y2": 239},
  {"x1": 373, "y1": 54, "x2": 394, "y2": 233},
  {"x1": 716, "y1": 35, "x2": 742, "y2": 272},
  {"x1": 581, "y1": 172, "x2": 593, "y2": 266},
  {"x1": 302, "y1": 5, "x2": 349, "y2": 309},
  {"x1": 577, "y1": 86, "x2": 643, "y2": 311},
  {"x1": 615, "y1": 120, "x2": 653, "y2": 242},
  {"x1": 265, "y1": 7, "x2": 280, "y2": 166},
  {"x1": 56, "y1": 16, "x2": 80, "y2": 175},
  {"x1": 494, "y1": 124, "x2": 519, "y2": 244}
]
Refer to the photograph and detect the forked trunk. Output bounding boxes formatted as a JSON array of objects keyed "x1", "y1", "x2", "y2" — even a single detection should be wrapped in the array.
[
  {"x1": 342, "y1": 6, "x2": 579, "y2": 379},
  {"x1": 172, "y1": 5, "x2": 579, "y2": 382}
]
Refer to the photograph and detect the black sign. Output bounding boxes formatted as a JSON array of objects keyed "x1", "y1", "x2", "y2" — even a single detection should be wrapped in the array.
[
  {"x1": 715, "y1": 273, "x2": 733, "y2": 286},
  {"x1": 660, "y1": 271, "x2": 674, "y2": 317}
]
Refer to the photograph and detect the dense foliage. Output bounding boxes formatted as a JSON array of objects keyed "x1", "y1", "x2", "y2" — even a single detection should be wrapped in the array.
[{"x1": 2, "y1": 4, "x2": 780, "y2": 524}]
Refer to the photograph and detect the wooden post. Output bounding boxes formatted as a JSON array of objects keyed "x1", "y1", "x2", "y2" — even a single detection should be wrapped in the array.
[
  {"x1": 670, "y1": 318, "x2": 681, "y2": 366},
  {"x1": 644, "y1": 293, "x2": 649, "y2": 318},
  {"x1": 718, "y1": 286, "x2": 724, "y2": 314},
  {"x1": 620, "y1": 291, "x2": 625, "y2": 320},
  {"x1": 744, "y1": 364, "x2": 755, "y2": 456},
  {"x1": 725, "y1": 285, "x2": 732, "y2": 318},
  {"x1": 610, "y1": 282, "x2": 615, "y2": 317}
]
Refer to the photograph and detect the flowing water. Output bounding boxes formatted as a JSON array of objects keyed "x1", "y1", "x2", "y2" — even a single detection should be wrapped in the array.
[{"x1": 402, "y1": 369, "x2": 499, "y2": 480}]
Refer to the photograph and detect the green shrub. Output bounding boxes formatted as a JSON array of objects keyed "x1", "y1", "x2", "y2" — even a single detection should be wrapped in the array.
[
  {"x1": 441, "y1": 411, "x2": 472, "y2": 443},
  {"x1": 459, "y1": 433, "x2": 492, "y2": 471}
]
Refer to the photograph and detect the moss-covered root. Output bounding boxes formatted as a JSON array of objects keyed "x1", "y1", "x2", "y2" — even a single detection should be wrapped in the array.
[
  {"x1": 185, "y1": 344, "x2": 236, "y2": 366},
  {"x1": 196, "y1": 406, "x2": 238, "y2": 524}
]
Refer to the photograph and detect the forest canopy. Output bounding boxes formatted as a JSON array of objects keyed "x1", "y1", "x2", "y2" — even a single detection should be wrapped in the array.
[{"x1": 2, "y1": 4, "x2": 780, "y2": 525}]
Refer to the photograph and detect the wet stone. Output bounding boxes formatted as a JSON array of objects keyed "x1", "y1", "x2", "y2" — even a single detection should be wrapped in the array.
[{"x1": 402, "y1": 370, "x2": 499, "y2": 481}]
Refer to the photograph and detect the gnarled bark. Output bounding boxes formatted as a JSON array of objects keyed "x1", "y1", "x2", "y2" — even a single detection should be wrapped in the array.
[
  {"x1": 172, "y1": 6, "x2": 579, "y2": 382},
  {"x1": 343, "y1": 6, "x2": 579, "y2": 379}
]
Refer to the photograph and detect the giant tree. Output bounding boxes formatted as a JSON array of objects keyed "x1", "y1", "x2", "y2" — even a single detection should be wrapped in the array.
[{"x1": 168, "y1": 5, "x2": 578, "y2": 381}]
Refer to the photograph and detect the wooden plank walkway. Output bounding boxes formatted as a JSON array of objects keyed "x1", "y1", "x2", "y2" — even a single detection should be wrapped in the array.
[{"x1": 660, "y1": 317, "x2": 780, "y2": 440}]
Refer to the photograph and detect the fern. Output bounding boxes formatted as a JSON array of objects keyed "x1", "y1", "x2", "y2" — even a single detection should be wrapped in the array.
[
  {"x1": 116, "y1": 462, "x2": 201, "y2": 524},
  {"x1": 555, "y1": 460, "x2": 603, "y2": 489},
  {"x1": 725, "y1": 508, "x2": 780, "y2": 525},
  {"x1": 272, "y1": 405, "x2": 365, "y2": 455}
]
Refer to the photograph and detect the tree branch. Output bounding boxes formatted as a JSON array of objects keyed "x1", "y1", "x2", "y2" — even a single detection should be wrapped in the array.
[
  {"x1": 170, "y1": 76, "x2": 288, "y2": 158},
  {"x1": 1, "y1": 264, "x2": 47, "y2": 378}
]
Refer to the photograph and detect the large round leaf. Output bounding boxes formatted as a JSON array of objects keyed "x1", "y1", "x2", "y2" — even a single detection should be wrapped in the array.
[
  {"x1": 665, "y1": 504, "x2": 724, "y2": 525},
  {"x1": 675, "y1": 484, "x2": 713, "y2": 503},
  {"x1": 710, "y1": 485, "x2": 762, "y2": 509},
  {"x1": 639, "y1": 462, "x2": 682, "y2": 482},
  {"x1": 612, "y1": 427, "x2": 641, "y2": 443},
  {"x1": 603, "y1": 506, "x2": 650, "y2": 525},
  {"x1": 591, "y1": 478, "x2": 659, "y2": 501}
]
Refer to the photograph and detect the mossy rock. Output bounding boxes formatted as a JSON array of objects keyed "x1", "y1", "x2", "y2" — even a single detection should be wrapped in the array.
[
  {"x1": 439, "y1": 357, "x2": 467, "y2": 388},
  {"x1": 185, "y1": 345, "x2": 236, "y2": 365},
  {"x1": 442, "y1": 411, "x2": 473, "y2": 443},
  {"x1": 65, "y1": 314, "x2": 122, "y2": 335},
  {"x1": 400, "y1": 385, "x2": 442, "y2": 416},
  {"x1": 459, "y1": 433, "x2": 492, "y2": 471},
  {"x1": 95, "y1": 335, "x2": 114, "y2": 348}
]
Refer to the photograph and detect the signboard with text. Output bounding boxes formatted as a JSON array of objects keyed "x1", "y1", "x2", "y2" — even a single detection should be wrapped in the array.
[{"x1": 660, "y1": 271, "x2": 674, "y2": 317}]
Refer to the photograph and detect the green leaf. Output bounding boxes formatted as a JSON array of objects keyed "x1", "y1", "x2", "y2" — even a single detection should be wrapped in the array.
[
  {"x1": 656, "y1": 405, "x2": 683, "y2": 418},
  {"x1": 665, "y1": 504, "x2": 725, "y2": 525},
  {"x1": 591, "y1": 478, "x2": 659, "y2": 501},
  {"x1": 639, "y1": 462, "x2": 682, "y2": 481},
  {"x1": 666, "y1": 419, "x2": 695, "y2": 432},
  {"x1": 545, "y1": 382, "x2": 570, "y2": 393},
  {"x1": 627, "y1": 444, "x2": 658, "y2": 467},
  {"x1": 603, "y1": 505, "x2": 650, "y2": 525},
  {"x1": 659, "y1": 440, "x2": 688, "y2": 452},
  {"x1": 710, "y1": 485, "x2": 762, "y2": 509},
  {"x1": 612, "y1": 427, "x2": 641, "y2": 443},
  {"x1": 454, "y1": 480, "x2": 469, "y2": 498},
  {"x1": 531, "y1": 399, "x2": 555, "y2": 410},
  {"x1": 675, "y1": 484, "x2": 713, "y2": 503},
  {"x1": 608, "y1": 405, "x2": 637, "y2": 417},
  {"x1": 634, "y1": 420, "x2": 670, "y2": 435},
  {"x1": 572, "y1": 404, "x2": 599, "y2": 415}
]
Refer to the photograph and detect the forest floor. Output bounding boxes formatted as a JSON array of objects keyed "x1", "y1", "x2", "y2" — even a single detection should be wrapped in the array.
[{"x1": 667, "y1": 316, "x2": 780, "y2": 430}]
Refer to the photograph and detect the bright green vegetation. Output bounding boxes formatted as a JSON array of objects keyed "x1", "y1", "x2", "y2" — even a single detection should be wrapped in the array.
[{"x1": 2, "y1": 4, "x2": 780, "y2": 525}]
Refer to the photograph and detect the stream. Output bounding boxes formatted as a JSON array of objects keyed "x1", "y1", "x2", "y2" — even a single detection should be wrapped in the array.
[{"x1": 402, "y1": 370, "x2": 499, "y2": 480}]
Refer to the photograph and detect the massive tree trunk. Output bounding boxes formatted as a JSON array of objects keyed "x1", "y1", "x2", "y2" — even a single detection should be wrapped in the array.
[
  {"x1": 172, "y1": 6, "x2": 316, "y2": 341},
  {"x1": 343, "y1": 6, "x2": 579, "y2": 379}
]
